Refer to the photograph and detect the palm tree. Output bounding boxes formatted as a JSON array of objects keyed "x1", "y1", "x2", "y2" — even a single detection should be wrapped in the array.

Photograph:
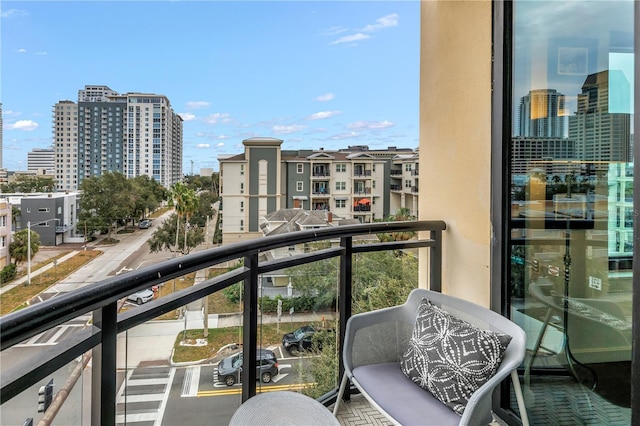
[
  {"x1": 170, "y1": 182, "x2": 189, "y2": 255},
  {"x1": 181, "y1": 189, "x2": 199, "y2": 253}
]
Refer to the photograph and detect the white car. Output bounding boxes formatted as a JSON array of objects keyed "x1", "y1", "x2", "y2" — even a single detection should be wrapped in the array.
[{"x1": 127, "y1": 289, "x2": 154, "y2": 305}]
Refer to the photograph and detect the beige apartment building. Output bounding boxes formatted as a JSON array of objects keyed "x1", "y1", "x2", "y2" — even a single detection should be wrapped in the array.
[
  {"x1": 218, "y1": 138, "x2": 414, "y2": 245},
  {"x1": 0, "y1": 199, "x2": 12, "y2": 269}
]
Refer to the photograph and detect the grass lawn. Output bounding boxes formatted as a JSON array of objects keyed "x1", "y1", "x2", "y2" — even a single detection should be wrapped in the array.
[
  {"x1": 0, "y1": 250, "x2": 103, "y2": 315},
  {"x1": 171, "y1": 321, "x2": 312, "y2": 363}
]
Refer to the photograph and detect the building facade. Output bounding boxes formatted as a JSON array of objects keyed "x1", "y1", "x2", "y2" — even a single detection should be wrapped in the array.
[
  {"x1": 17, "y1": 192, "x2": 81, "y2": 246},
  {"x1": 0, "y1": 199, "x2": 11, "y2": 269},
  {"x1": 54, "y1": 85, "x2": 183, "y2": 191},
  {"x1": 27, "y1": 148, "x2": 55, "y2": 176},
  {"x1": 219, "y1": 139, "x2": 413, "y2": 244},
  {"x1": 518, "y1": 89, "x2": 567, "y2": 138},
  {"x1": 389, "y1": 153, "x2": 419, "y2": 217}
]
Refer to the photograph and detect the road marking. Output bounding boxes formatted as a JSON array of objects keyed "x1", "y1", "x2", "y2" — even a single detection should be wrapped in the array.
[
  {"x1": 154, "y1": 368, "x2": 175, "y2": 426},
  {"x1": 197, "y1": 382, "x2": 314, "y2": 397},
  {"x1": 181, "y1": 366, "x2": 201, "y2": 397}
]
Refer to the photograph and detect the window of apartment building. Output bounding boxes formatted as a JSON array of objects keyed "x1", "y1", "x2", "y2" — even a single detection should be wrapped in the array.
[
  {"x1": 296, "y1": 181, "x2": 304, "y2": 192},
  {"x1": 405, "y1": 164, "x2": 412, "y2": 171},
  {"x1": 0, "y1": 236, "x2": 5, "y2": 248},
  {"x1": 297, "y1": 163, "x2": 304, "y2": 174},
  {"x1": 336, "y1": 163, "x2": 346, "y2": 173},
  {"x1": 335, "y1": 181, "x2": 346, "y2": 191},
  {"x1": 0, "y1": 215, "x2": 6, "y2": 227},
  {"x1": 240, "y1": 219, "x2": 244, "y2": 231},
  {"x1": 240, "y1": 201, "x2": 244, "y2": 212},
  {"x1": 372, "y1": 180, "x2": 376, "y2": 189},
  {"x1": 240, "y1": 183, "x2": 244, "y2": 193},
  {"x1": 240, "y1": 164, "x2": 244, "y2": 175},
  {"x1": 405, "y1": 180, "x2": 411, "y2": 188},
  {"x1": 336, "y1": 199, "x2": 346, "y2": 208},
  {"x1": 38, "y1": 208, "x2": 50, "y2": 213},
  {"x1": 373, "y1": 164, "x2": 376, "y2": 172}
]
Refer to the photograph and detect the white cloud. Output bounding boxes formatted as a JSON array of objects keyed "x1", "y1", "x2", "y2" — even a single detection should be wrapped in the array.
[
  {"x1": 186, "y1": 101, "x2": 211, "y2": 109},
  {"x1": 359, "y1": 13, "x2": 399, "y2": 32},
  {"x1": 17, "y1": 48, "x2": 26, "y2": 53},
  {"x1": 321, "y1": 26, "x2": 349, "y2": 36},
  {"x1": 331, "y1": 131, "x2": 359, "y2": 140},
  {"x1": 315, "y1": 93, "x2": 335, "y2": 102},
  {"x1": 34, "y1": 51, "x2": 47, "y2": 56},
  {"x1": 203, "y1": 112, "x2": 230, "y2": 125},
  {"x1": 5, "y1": 120, "x2": 39, "y2": 131},
  {"x1": 347, "y1": 120, "x2": 395, "y2": 130},
  {"x1": 196, "y1": 143, "x2": 210, "y2": 148},
  {"x1": 217, "y1": 134, "x2": 230, "y2": 140},
  {"x1": 330, "y1": 33, "x2": 370, "y2": 46},
  {"x1": 308, "y1": 111, "x2": 341, "y2": 120},
  {"x1": 3, "y1": 110, "x2": 21, "y2": 117},
  {"x1": 216, "y1": 142, "x2": 225, "y2": 147},
  {"x1": 178, "y1": 112, "x2": 196, "y2": 121},
  {"x1": 272, "y1": 124, "x2": 306, "y2": 134},
  {"x1": 1, "y1": 9, "x2": 28, "y2": 18}
]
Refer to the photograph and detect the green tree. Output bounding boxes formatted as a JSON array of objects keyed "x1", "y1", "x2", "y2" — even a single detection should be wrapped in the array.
[
  {"x1": 10, "y1": 228, "x2": 40, "y2": 266},
  {"x1": 1, "y1": 175, "x2": 55, "y2": 193},
  {"x1": 132, "y1": 175, "x2": 167, "y2": 221},
  {"x1": 79, "y1": 172, "x2": 135, "y2": 240},
  {"x1": 147, "y1": 212, "x2": 205, "y2": 256}
]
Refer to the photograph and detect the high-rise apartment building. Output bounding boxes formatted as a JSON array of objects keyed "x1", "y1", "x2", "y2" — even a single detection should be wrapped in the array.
[
  {"x1": 27, "y1": 148, "x2": 55, "y2": 175},
  {"x1": 569, "y1": 71, "x2": 632, "y2": 165},
  {"x1": 54, "y1": 85, "x2": 183, "y2": 190},
  {"x1": 54, "y1": 101, "x2": 79, "y2": 191},
  {"x1": 518, "y1": 89, "x2": 567, "y2": 138}
]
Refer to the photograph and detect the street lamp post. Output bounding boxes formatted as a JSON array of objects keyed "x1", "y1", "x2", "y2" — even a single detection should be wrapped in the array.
[{"x1": 27, "y1": 221, "x2": 31, "y2": 285}]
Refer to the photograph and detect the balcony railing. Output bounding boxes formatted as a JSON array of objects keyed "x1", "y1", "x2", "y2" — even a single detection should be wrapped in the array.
[{"x1": 0, "y1": 220, "x2": 445, "y2": 425}]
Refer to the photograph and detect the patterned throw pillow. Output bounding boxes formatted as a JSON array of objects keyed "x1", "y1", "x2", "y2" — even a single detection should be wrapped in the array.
[{"x1": 399, "y1": 298, "x2": 512, "y2": 415}]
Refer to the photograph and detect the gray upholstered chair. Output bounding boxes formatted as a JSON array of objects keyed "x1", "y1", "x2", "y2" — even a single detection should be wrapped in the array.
[{"x1": 333, "y1": 288, "x2": 529, "y2": 426}]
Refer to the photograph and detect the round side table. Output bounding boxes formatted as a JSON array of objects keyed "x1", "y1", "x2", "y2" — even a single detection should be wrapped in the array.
[{"x1": 229, "y1": 391, "x2": 340, "y2": 425}]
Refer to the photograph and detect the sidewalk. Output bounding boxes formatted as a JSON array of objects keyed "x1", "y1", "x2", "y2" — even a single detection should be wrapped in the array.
[{"x1": 0, "y1": 250, "x2": 80, "y2": 296}]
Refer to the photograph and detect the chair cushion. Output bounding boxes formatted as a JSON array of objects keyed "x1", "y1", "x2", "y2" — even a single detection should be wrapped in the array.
[
  {"x1": 399, "y1": 298, "x2": 512, "y2": 415},
  {"x1": 352, "y1": 363, "x2": 461, "y2": 426}
]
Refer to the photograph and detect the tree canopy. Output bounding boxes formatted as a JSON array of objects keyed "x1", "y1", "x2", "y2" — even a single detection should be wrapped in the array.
[
  {"x1": 1, "y1": 175, "x2": 56, "y2": 193},
  {"x1": 78, "y1": 172, "x2": 167, "y2": 240},
  {"x1": 10, "y1": 228, "x2": 40, "y2": 266}
]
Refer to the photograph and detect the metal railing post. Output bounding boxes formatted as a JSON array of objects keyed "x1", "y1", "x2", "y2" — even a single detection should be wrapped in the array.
[
  {"x1": 338, "y1": 236, "x2": 353, "y2": 402},
  {"x1": 242, "y1": 253, "x2": 259, "y2": 402},
  {"x1": 91, "y1": 302, "x2": 117, "y2": 425},
  {"x1": 430, "y1": 229, "x2": 443, "y2": 292}
]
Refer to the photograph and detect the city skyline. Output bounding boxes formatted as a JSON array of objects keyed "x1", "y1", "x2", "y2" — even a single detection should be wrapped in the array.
[{"x1": 0, "y1": 1, "x2": 420, "y2": 174}]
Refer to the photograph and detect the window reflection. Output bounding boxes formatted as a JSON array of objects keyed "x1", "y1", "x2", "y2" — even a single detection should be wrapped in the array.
[{"x1": 510, "y1": 1, "x2": 634, "y2": 423}]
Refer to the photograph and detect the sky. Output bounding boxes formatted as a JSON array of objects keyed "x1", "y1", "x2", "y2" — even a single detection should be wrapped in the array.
[{"x1": 0, "y1": 1, "x2": 420, "y2": 174}]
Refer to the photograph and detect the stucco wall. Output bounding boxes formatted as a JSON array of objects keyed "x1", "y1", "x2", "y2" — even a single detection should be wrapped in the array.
[{"x1": 419, "y1": 0, "x2": 492, "y2": 306}]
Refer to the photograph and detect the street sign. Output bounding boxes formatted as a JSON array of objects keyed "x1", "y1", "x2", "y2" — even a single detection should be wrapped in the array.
[{"x1": 548, "y1": 265, "x2": 560, "y2": 277}]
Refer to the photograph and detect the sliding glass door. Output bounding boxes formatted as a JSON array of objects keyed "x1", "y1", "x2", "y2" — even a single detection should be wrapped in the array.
[{"x1": 507, "y1": 1, "x2": 634, "y2": 424}]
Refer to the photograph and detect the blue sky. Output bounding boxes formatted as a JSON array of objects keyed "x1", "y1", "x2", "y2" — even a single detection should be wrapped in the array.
[{"x1": 1, "y1": 1, "x2": 420, "y2": 173}]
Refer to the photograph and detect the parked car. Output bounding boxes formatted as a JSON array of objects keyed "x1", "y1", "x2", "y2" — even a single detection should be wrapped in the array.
[
  {"x1": 216, "y1": 349, "x2": 279, "y2": 386},
  {"x1": 127, "y1": 289, "x2": 154, "y2": 305},
  {"x1": 138, "y1": 219, "x2": 152, "y2": 229},
  {"x1": 282, "y1": 325, "x2": 334, "y2": 355}
]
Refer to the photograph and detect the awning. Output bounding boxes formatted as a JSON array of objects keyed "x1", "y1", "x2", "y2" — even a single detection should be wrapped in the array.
[
  {"x1": 358, "y1": 198, "x2": 371, "y2": 204},
  {"x1": 292, "y1": 196, "x2": 308, "y2": 200}
]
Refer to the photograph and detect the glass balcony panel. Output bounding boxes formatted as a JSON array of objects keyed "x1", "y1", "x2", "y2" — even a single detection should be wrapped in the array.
[{"x1": 1, "y1": 357, "x2": 86, "y2": 425}]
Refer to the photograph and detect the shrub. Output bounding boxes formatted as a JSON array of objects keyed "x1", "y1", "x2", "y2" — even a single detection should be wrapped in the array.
[{"x1": 0, "y1": 263, "x2": 17, "y2": 283}]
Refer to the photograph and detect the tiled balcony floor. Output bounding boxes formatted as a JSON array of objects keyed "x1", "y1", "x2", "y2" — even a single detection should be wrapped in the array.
[{"x1": 331, "y1": 394, "x2": 506, "y2": 426}]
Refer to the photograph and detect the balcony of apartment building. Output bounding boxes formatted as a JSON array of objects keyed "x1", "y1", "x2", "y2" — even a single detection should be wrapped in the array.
[
  {"x1": 311, "y1": 165, "x2": 331, "y2": 178},
  {"x1": 0, "y1": 220, "x2": 449, "y2": 426},
  {"x1": 390, "y1": 168, "x2": 402, "y2": 177},
  {"x1": 352, "y1": 165, "x2": 372, "y2": 177}
]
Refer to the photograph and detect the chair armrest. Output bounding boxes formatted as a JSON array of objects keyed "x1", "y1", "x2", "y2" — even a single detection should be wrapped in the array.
[{"x1": 343, "y1": 304, "x2": 414, "y2": 375}]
